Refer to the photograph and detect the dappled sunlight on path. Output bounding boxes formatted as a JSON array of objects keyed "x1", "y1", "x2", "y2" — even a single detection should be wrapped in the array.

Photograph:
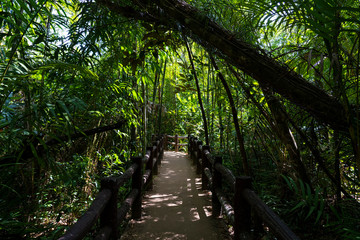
[{"x1": 120, "y1": 151, "x2": 232, "y2": 240}]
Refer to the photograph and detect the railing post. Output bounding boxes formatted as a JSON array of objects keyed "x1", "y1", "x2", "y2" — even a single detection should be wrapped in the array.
[
  {"x1": 152, "y1": 143, "x2": 158, "y2": 175},
  {"x1": 197, "y1": 144, "x2": 204, "y2": 175},
  {"x1": 234, "y1": 176, "x2": 252, "y2": 240},
  {"x1": 192, "y1": 136, "x2": 195, "y2": 158},
  {"x1": 254, "y1": 211, "x2": 265, "y2": 238},
  {"x1": 192, "y1": 138, "x2": 196, "y2": 164},
  {"x1": 175, "y1": 134, "x2": 179, "y2": 152},
  {"x1": 100, "y1": 178, "x2": 119, "y2": 239},
  {"x1": 131, "y1": 157, "x2": 142, "y2": 219},
  {"x1": 161, "y1": 135, "x2": 165, "y2": 156},
  {"x1": 201, "y1": 145, "x2": 210, "y2": 189},
  {"x1": 195, "y1": 140, "x2": 202, "y2": 166},
  {"x1": 165, "y1": 135, "x2": 168, "y2": 151},
  {"x1": 189, "y1": 136, "x2": 194, "y2": 161},
  {"x1": 146, "y1": 146, "x2": 154, "y2": 190},
  {"x1": 162, "y1": 136, "x2": 165, "y2": 154},
  {"x1": 157, "y1": 137, "x2": 162, "y2": 162},
  {"x1": 191, "y1": 138, "x2": 196, "y2": 164},
  {"x1": 187, "y1": 134, "x2": 191, "y2": 156},
  {"x1": 158, "y1": 139, "x2": 163, "y2": 164},
  {"x1": 212, "y1": 156, "x2": 222, "y2": 217}
]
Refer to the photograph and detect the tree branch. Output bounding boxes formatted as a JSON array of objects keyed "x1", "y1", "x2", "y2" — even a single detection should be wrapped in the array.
[
  {"x1": 98, "y1": 0, "x2": 350, "y2": 133},
  {"x1": 9, "y1": 120, "x2": 127, "y2": 162}
]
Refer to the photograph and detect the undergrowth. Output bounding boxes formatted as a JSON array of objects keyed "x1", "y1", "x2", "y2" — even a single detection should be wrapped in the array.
[
  {"x1": 0, "y1": 146, "x2": 131, "y2": 239},
  {"x1": 252, "y1": 164, "x2": 360, "y2": 240}
]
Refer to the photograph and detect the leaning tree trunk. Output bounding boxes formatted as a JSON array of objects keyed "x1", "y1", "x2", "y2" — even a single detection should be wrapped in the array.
[
  {"x1": 151, "y1": 60, "x2": 161, "y2": 136},
  {"x1": 97, "y1": 0, "x2": 360, "y2": 178},
  {"x1": 157, "y1": 58, "x2": 167, "y2": 136},
  {"x1": 259, "y1": 82, "x2": 312, "y2": 190},
  {"x1": 230, "y1": 66, "x2": 353, "y2": 198},
  {"x1": 210, "y1": 55, "x2": 250, "y2": 176},
  {"x1": 97, "y1": 0, "x2": 350, "y2": 133},
  {"x1": 184, "y1": 38, "x2": 209, "y2": 145}
]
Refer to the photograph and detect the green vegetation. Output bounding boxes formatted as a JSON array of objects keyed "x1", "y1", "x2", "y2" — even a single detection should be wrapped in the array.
[{"x1": 0, "y1": 0, "x2": 359, "y2": 239}]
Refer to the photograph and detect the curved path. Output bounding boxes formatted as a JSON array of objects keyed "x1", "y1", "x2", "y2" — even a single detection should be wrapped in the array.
[{"x1": 120, "y1": 151, "x2": 232, "y2": 239}]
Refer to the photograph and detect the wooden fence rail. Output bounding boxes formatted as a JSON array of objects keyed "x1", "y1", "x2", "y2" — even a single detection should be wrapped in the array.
[
  {"x1": 58, "y1": 136, "x2": 165, "y2": 240},
  {"x1": 188, "y1": 135, "x2": 300, "y2": 240},
  {"x1": 165, "y1": 134, "x2": 187, "y2": 152}
]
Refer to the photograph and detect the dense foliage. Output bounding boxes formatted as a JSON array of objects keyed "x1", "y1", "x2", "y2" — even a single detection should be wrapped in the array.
[{"x1": 0, "y1": 0, "x2": 359, "y2": 239}]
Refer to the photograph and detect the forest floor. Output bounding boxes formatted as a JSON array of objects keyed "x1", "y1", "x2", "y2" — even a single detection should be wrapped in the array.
[{"x1": 120, "y1": 151, "x2": 232, "y2": 240}]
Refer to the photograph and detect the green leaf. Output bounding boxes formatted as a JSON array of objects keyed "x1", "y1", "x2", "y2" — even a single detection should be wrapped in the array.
[
  {"x1": 305, "y1": 183, "x2": 312, "y2": 199},
  {"x1": 15, "y1": 0, "x2": 32, "y2": 16},
  {"x1": 315, "y1": 200, "x2": 325, "y2": 224},
  {"x1": 305, "y1": 206, "x2": 316, "y2": 220},
  {"x1": 299, "y1": 180, "x2": 306, "y2": 199},
  {"x1": 46, "y1": 132, "x2": 64, "y2": 145},
  {"x1": 10, "y1": 7, "x2": 29, "y2": 24},
  {"x1": 291, "y1": 201, "x2": 305, "y2": 212},
  {"x1": 33, "y1": 35, "x2": 45, "y2": 45},
  {"x1": 290, "y1": 177, "x2": 298, "y2": 194},
  {"x1": 36, "y1": 136, "x2": 48, "y2": 151},
  {"x1": 0, "y1": 121, "x2": 10, "y2": 129},
  {"x1": 0, "y1": 183, "x2": 21, "y2": 197},
  {"x1": 30, "y1": 142, "x2": 44, "y2": 168},
  {"x1": 57, "y1": 100, "x2": 72, "y2": 121}
]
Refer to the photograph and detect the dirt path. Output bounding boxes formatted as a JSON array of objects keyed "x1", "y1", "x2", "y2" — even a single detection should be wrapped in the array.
[{"x1": 120, "y1": 151, "x2": 232, "y2": 240}]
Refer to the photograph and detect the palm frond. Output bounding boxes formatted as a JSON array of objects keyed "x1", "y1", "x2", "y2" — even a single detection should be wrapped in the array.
[{"x1": 15, "y1": 61, "x2": 99, "y2": 81}]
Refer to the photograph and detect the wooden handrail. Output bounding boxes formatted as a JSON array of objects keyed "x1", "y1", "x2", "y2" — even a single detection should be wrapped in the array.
[
  {"x1": 214, "y1": 163, "x2": 236, "y2": 191},
  {"x1": 165, "y1": 134, "x2": 188, "y2": 152},
  {"x1": 167, "y1": 135, "x2": 187, "y2": 139},
  {"x1": 58, "y1": 135, "x2": 165, "y2": 240},
  {"x1": 58, "y1": 133, "x2": 298, "y2": 239},
  {"x1": 58, "y1": 189, "x2": 112, "y2": 240},
  {"x1": 188, "y1": 134, "x2": 300, "y2": 240},
  {"x1": 243, "y1": 188, "x2": 300, "y2": 240}
]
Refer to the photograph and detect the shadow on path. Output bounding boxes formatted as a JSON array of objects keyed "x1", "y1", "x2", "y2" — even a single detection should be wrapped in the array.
[{"x1": 120, "y1": 151, "x2": 232, "y2": 240}]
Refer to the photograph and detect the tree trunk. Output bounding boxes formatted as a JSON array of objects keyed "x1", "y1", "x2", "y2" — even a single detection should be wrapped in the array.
[
  {"x1": 157, "y1": 59, "x2": 167, "y2": 135},
  {"x1": 259, "y1": 82, "x2": 312, "y2": 189},
  {"x1": 334, "y1": 131, "x2": 342, "y2": 201},
  {"x1": 97, "y1": 0, "x2": 350, "y2": 133},
  {"x1": 142, "y1": 77, "x2": 147, "y2": 154},
  {"x1": 151, "y1": 61, "x2": 161, "y2": 136},
  {"x1": 218, "y1": 92, "x2": 224, "y2": 149},
  {"x1": 210, "y1": 55, "x2": 250, "y2": 176},
  {"x1": 229, "y1": 64, "x2": 311, "y2": 187},
  {"x1": 184, "y1": 38, "x2": 209, "y2": 145},
  {"x1": 231, "y1": 67, "x2": 353, "y2": 198}
]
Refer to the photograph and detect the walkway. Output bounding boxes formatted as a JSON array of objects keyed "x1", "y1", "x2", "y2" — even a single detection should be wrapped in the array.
[{"x1": 120, "y1": 151, "x2": 232, "y2": 239}]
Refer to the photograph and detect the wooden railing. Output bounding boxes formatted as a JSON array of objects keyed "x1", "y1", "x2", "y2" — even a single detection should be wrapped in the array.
[
  {"x1": 58, "y1": 136, "x2": 165, "y2": 240},
  {"x1": 188, "y1": 135, "x2": 300, "y2": 240},
  {"x1": 165, "y1": 134, "x2": 187, "y2": 152}
]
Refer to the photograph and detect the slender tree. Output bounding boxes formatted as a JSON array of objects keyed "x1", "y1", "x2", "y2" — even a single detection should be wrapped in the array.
[
  {"x1": 210, "y1": 55, "x2": 250, "y2": 175},
  {"x1": 259, "y1": 82, "x2": 312, "y2": 189},
  {"x1": 157, "y1": 58, "x2": 167, "y2": 135},
  {"x1": 97, "y1": 0, "x2": 350, "y2": 133},
  {"x1": 184, "y1": 38, "x2": 209, "y2": 145}
]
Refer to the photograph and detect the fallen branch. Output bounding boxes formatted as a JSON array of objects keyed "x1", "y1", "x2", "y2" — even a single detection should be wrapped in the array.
[{"x1": 2, "y1": 120, "x2": 126, "y2": 163}]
